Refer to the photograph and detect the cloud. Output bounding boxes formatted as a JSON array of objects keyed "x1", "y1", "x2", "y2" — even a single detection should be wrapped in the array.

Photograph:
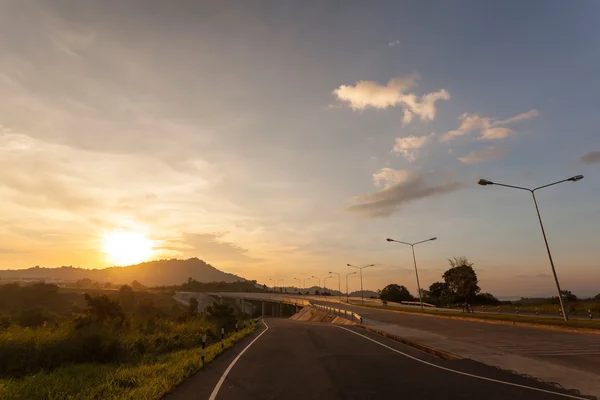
[
  {"x1": 393, "y1": 133, "x2": 434, "y2": 162},
  {"x1": 388, "y1": 40, "x2": 400, "y2": 48},
  {"x1": 164, "y1": 233, "x2": 263, "y2": 264},
  {"x1": 580, "y1": 151, "x2": 600, "y2": 165},
  {"x1": 347, "y1": 171, "x2": 465, "y2": 217},
  {"x1": 441, "y1": 109, "x2": 539, "y2": 142},
  {"x1": 372, "y1": 168, "x2": 409, "y2": 189},
  {"x1": 332, "y1": 74, "x2": 450, "y2": 122},
  {"x1": 458, "y1": 145, "x2": 508, "y2": 164}
]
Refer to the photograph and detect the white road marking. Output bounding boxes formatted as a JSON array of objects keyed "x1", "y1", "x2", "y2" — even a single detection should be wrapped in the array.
[
  {"x1": 335, "y1": 326, "x2": 588, "y2": 400},
  {"x1": 208, "y1": 319, "x2": 269, "y2": 400}
]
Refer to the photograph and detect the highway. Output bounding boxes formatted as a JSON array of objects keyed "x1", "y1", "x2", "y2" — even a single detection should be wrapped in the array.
[{"x1": 165, "y1": 319, "x2": 585, "y2": 400}]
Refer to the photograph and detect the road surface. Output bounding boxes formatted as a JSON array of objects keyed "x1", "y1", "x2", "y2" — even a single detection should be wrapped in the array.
[{"x1": 165, "y1": 319, "x2": 585, "y2": 400}]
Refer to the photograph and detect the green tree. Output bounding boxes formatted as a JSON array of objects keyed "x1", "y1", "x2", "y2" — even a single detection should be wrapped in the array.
[
  {"x1": 379, "y1": 284, "x2": 414, "y2": 303},
  {"x1": 187, "y1": 297, "x2": 199, "y2": 317},
  {"x1": 560, "y1": 290, "x2": 578, "y2": 302},
  {"x1": 428, "y1": 281, "x2": 449, "y2": 303},
  {"x1": 442, "y1": 257, "x2": 480, "y2": 303},
  {"x1": 83, "y1": 294, "x2": 125, "y2": 324},
  {"x1": 594, "y1": 293, "x2": 600, "y2": 301},
  {"x1": 118, "y1": 285, "x2": 136, "y2": 311}
]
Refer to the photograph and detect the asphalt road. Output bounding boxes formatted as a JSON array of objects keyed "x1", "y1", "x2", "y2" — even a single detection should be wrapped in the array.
[
  {"x1": 311, "y1": 299, "x2": 600, "y2": 374},
  {"x1": 165, "y1": 318, "x2": 585, "y2": 400}
]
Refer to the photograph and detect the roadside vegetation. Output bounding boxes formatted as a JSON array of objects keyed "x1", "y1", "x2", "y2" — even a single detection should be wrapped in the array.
[
  {"x1": 0, "y1": 282, "x2": 256, "y2": 399},
  {"x1": 370, "y1": 257, "x2": 599, "y2": 327}
]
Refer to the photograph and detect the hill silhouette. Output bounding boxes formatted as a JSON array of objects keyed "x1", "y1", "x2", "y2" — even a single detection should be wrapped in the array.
[{"x1": 0, "y1": 258, "x2": 244, "y2": 286}]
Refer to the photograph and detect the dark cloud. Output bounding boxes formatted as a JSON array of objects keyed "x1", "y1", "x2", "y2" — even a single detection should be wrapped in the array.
[
  {"x1": 580, "y1": 151, "x2": 600, "y2": 165},
  {"x1": 161, "y1": 233, "x2": 263, "y2": 264},
  {"x1": 346, "y1": 172, "x2": 465, "y2": 217}
]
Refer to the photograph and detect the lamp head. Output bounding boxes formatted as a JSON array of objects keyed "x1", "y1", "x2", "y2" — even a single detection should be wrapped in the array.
[
  {"x1": 478, "y1": 178, "x2": 494, "y2": 186},
  {"x1": 568, "y1": 175, "x2": 584, "y2": 182},
  {"x1": 430, "y1": 237, "x2": 437, "y2": 241},
  {"x1": 386, "y1": 238, "x2": 393, "y2": 242}
]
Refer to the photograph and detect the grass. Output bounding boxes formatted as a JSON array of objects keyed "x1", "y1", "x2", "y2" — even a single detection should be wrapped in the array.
[
  {"x1": 350, "y1": 302, "x2": 600, "y2": 331},
  {"x1": 0, "y1": 325, "x2": 257, "y2": 400},
  {"x1": 495, "y1": 301, "x2": 599, "y2": 316}
]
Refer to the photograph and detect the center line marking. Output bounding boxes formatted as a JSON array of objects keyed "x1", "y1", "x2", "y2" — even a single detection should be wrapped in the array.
[{"x1": 209, "y1": 319, "x2": 269, "y2": 400}]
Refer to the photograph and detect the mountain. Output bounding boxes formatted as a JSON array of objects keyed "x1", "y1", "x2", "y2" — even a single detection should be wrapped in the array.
[
  {"x1": 349, "y1": 290, "x2": 379, "y2": 298},
  {"x1": 0, "y1": 258, "x2": 245, "y2": 287}
]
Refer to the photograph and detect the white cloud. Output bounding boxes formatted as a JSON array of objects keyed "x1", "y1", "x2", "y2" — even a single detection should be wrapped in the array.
[
  {"x1": 333, "y1": 75, "x2": 450, "y2": 123},
  {"x1": 372, "y1": 168, "x2": 409, "y2": 188},
  {"x1": 388, "y1": 40, "x2": 400, "y2": 48},
  {"x1": 441, "y1": 109, "x2": 539, "y2": 142},
  {"x1": 393, "y1": 133, "x2": 434, "y2": 162},
  {"x1": 347, "y1": 171, "x2": 465, "y2": 217},
  {"x1": 458, "y1": 145, "x2": 508, "y2": 164}
]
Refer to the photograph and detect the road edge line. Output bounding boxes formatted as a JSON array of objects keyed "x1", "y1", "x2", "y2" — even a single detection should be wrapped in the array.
[
  {"x1": 335, "y1": 325, "x2": 590, "y2": 400},
  {"x1": 208, "y1": 319, "x2": 269, "y2": 400}
]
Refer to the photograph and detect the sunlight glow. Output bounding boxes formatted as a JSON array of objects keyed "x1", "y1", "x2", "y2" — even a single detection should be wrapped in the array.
[{"x1": 103, "y1": 231, "x2": 153, "y2": 266}]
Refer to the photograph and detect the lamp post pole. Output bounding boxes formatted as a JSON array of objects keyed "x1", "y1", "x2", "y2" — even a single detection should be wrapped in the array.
[
  {"x1": 386, "y1": 237, "x2": 437, "y2": 310},
  {"x1": 347, "y1": 264, "x2": 374, "y2": 304},
  {"x1": 329, "y1": 271, "x2": 341, "y2": 301},
  {"x1": 477, "y1": 175, "x2": 584, "y2": 322},
  {"x1": 346, "y1": 272, "x2": 357, "y2": 303}
]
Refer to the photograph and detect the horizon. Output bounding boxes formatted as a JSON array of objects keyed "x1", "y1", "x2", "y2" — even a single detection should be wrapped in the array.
[{"x1": 1, "y1": 1, "x2": 599, "y2": 299}]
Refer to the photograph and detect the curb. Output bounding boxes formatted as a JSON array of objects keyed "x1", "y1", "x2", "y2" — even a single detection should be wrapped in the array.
[
  {"x1": 349, "y1": 303, "x2": 600, "y2": 335},
  {"x1": 358, "y1": 325, "x2": 462, "y2": 361}
]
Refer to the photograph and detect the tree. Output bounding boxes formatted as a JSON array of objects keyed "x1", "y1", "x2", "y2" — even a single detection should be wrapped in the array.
[
  {"x1": 594, "y1": 293, "x2": 600, "y2": 301},
  {"x1": 118, "y1": 285, "x2": 136, "y2": 311},
  {"x1": 83, "y1": 294, "x2": 125, "y2": 324},
  {"x1": 442, "y1": 257, "x2": 480, "y2": 303},
  {"x1": 188, "y1": 297, "x2": 199, "y2": 317},
  {"x1": 428, "y1": 281, "x2": 449, "y2": 303},
  {"x1": 560, "y1": 290, "x2": 578, "y2": 302},
  {"x1": 379, "y1": 284, "x2": 414, "y2": 303}
]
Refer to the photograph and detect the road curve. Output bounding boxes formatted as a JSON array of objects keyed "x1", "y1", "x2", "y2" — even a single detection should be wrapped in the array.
[{"x1": 166, "y1": 318, "x2": 584, "y2": 400}]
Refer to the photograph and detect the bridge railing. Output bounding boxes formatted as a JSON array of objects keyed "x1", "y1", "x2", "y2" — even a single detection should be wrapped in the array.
[{"x1": 311, "y1": 303, "x2": 363, "y2": 324}]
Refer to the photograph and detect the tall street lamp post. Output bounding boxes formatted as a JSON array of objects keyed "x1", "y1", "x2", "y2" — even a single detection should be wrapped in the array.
[
  {"x1": 311, "y1": 275, "x2": 321, "y2": 289},
  {"x1": 323, "y1": 275, "x2": 332, "y2": 291},
  {"x1": 478, "y1": 175, "x2": 584, "y2": 321},
  {"x1": 347, "y1": 264, "x2": 374, "y2": 304},
  {"x1": 328, "y1": 271, "x2": 341, "y2": 302},
  {"x1": 346, "y1": 272, "x2": 357, "y2": 303},
  {"x1": 386, "y1": 237, "x2": 437, "y2": 310}
]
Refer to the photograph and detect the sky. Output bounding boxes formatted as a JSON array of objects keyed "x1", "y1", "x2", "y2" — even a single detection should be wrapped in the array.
[{"x1": 1, "y1": 0, "x2": 599, "y2": 298}]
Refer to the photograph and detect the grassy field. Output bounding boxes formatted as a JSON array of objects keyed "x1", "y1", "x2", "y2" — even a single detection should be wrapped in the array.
[
  {"x1": 0, "y1": 325, "x2": 257, "y2": 400},
  {"x1": 494, "y1": 301, "x2": 599, "y2": 316},
  {"x1": 350, "y1": 302, "x2": 600, "y2": 331}
]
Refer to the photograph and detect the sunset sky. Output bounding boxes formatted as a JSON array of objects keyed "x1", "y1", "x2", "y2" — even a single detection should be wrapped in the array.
[{"x1": 1, "y1": 1, "x2": 599, "y2": 297}]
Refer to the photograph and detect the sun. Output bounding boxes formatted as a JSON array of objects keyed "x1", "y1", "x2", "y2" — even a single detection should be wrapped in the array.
[{"x1": 103, "y1": 231, "x2": 153, "y2": 266}]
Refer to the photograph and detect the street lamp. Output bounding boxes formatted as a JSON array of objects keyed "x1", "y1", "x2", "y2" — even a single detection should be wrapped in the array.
[
  {"x1": 328, "y1": 271, "x2": 342, "y2": 301},
  {"x1": 303, "y1": 278, "x2": 309, "y2": 289},
  {"x1": 347, "y1": 264, "x2": 374, "y2": 304},
  {"x1": 346, "y1": 271, "x2": 357, "y2": 303},
  {"x1": 277, "y1": 279, "x2": 284, "y2": 293},
  {"x1": 386, "y1": 237, "x2": 437, "y2": 310},
  {"x1": 323, "y1": 275, "x2": 332, "y2": 291},
  {"x1": 311, "y1": 275, "x2": 321, "y2": 288},
  {"x1": 269, "y1": 278, "x2": 276, "y2": 292},
  {"x1": 293, "y1": 277, "x2": 301, "y2": 291},
  {"x1": 477, "y1": 175, "x2": 584, "y2": 321}
]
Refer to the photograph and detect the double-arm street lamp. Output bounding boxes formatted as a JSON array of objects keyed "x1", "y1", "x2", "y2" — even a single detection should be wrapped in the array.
[
  {"x1": 346, "y1": 271, "x2": 357, "y2": 303},
  {"x1": 478, "y1": 175, "x2": 584, "y2": 321},
  {"x1": 347, "y1": 264, "x2": 374, "y2": 304},
  {"x1": 386, "y1": 237, "x2": 437, "y2": 310},
  {"x1": 328, "y1": 271, "x2": 341, "y2": 301},
  {"x1": 311, "y1": 275, "x2": 321, "y2": 288}
]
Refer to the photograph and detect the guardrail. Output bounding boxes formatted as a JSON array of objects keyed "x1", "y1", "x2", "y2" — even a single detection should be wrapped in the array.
[{"x1": 311, "y1": 303, "x2": 363, "y2": 324}]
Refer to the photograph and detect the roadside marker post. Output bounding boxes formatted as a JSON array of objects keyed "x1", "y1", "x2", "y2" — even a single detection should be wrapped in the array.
[
  {"x1": 235, "y1": 322, "x2": 238, "y2": 333},
  {"x1": 221, "y1": 327, "x2": 225, "y2": 349},
  {"x1": 589, "y1": 309, "x2": 593, "y2": 319},
  {"x1": 201, "y1": 333, "x2": 207, "y2": 365},
  {"x1": 535, "y1": 308, "x2": 539, "y2": 316}
]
